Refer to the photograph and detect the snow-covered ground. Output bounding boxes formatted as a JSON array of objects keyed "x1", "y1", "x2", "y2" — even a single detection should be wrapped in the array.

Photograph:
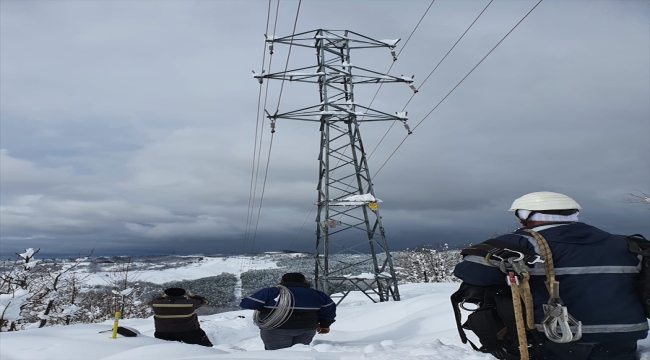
[
  {"x1": 2, "y1": 257, "x2": 650, "y2": 360},
  {"x1": 83, "y1": 255, "x2": 281, "y2": 286}
]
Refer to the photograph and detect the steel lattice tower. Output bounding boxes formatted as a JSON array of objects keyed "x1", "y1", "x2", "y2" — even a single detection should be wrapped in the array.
[{"x1": 255, "y1": 29, "x2": 415, "y2": 302}]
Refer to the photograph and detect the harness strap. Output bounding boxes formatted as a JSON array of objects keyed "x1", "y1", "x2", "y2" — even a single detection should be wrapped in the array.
[
  {"x1": 451, "y1": 284, "x2": 505, "y2": 355},
  {"x1": 524, "y1": 229, "x2": 583, "y2": 343},
  {"x1": 520, "y1": 274, "x2": 535, "y2": 330},
  {"x1": 451, "y1": 301, "x2": 481, "y2": 351},
  {"x1": 524, "y1": 229, "x2": 559, "y2": 299},
  {"x1": 509, "y1": 276, "x2": 529, "y2": 360},
  {"x1": 461, "y1": 239, "x2": 541, "y2": 265},
  {"x1": 451, "y1": 298, "x2": 470, "y2": 344}
]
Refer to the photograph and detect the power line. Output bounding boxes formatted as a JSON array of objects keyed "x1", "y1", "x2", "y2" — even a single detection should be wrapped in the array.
[
  {"x1": 243, "y1": 0, "x2": 280, "y2": 273},
  {"x1": 367, "y1": 0, "x2": 494, "y2": 161},
  {"x1": 249, "y1": 0, "x2": 302, "y2": 255},
  {"x1": 290, "y1": 204, "x2": 315, "y2": 248},
  {"x1": 243, "y1": 0, "x2": 273, "y2": 256},
  {"x1": 243, "y1": 0, "x2": 273, "y2": 251},
  {"x1": 361, "y1": 0, "x2": 436, "y2": 118},
  {"x1": 328, "y1": 0, "x2": 436, "y2": 198},
  {"x1": 248, "y1": 132, "x2": 275, "y2": 255},
  {"x1": 408, "y1": 0, "x2": 494, "y2": 107},
  {"x1": 275, "y1": 0, "x2": 302, "y2": 112},
  {"x1": 372, "y1": 0, "x2": 543, "y2": 179}
]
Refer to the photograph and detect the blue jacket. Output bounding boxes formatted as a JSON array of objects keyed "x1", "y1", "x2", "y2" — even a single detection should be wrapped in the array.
[
  {"x1": 454, "y1": 222, "x2": 648, "y2": 342},
  {"x1": 240, "y1": 282, "x2": 336, "y2": 329}
]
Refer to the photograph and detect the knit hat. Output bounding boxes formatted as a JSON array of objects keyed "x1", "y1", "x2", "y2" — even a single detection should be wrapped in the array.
[
  {"x1": 281, "y1": 273, "x2": 306, "y2": 283},
  {"x1": 164, "y1": 287, "x2": 186, "y2": 297}
]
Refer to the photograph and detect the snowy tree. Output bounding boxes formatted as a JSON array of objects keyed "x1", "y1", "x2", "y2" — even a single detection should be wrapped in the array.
[
  {"x1": 0, "y1": 248, "x2": 91, "y2": 330},
  {"x1": 94, "y1": 257, "x2": 151, "y2": 320},
  {"x1": 393, "y1": 244, "x2": 462, "y2": 284},
  {"x1": 0, "y1": 248, "x2": 39, "y2": 331},
  {"x1": 30, "y1": 255, "x2": 92, "y2": 328}
]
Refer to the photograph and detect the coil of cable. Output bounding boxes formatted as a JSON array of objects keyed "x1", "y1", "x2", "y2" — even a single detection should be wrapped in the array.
[{"x1": 253, "y1": 285, "x2": 295, "y2": 330}]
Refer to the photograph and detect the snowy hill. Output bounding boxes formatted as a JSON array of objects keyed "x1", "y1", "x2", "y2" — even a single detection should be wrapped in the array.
[
  {"x1": 0, "y1": 283, "x2": 490, "y2": 360},
  {"x1": 2, "y1": 255, "x2": 649, "y2": 359}
]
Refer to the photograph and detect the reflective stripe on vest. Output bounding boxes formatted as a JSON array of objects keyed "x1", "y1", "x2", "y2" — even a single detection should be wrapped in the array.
[
  {"x1": 462, "y1": 255, "x2": 500, "y2": 267},
  {"x1": 535, "y1": 322, "x2": 648, "y2": 334},
  {"x1": 463, "y1": 251, "x2": 641, "y2": 276},
  {"x1": 154, "y1": 311, "x2": 197, "y2": 318},
  {"x1": 529, "y1": 265, "x2": 641, "y2": 276},
  {"x1": 151, "y1": 303, "x2": 194, "y2": 308},
  {"x1": 245, "y1": 296, "x2": 266, "y2": 304}
]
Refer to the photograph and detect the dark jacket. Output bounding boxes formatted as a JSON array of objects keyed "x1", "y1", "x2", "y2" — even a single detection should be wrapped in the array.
[
  {"x1": 454, "y1": 222, "x2": 648, "y2": 343},
  {"x1": 148, "y1": 294, "x2": 208, "y2": 333},
  {"x1": 239, "y1": 282, "x2": 336, "y2": 329}
]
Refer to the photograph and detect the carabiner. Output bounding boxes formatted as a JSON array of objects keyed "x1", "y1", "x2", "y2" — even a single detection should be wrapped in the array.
[
  {"x1": 503, "y1": 248, "x2": 525, "y2": 261},
  {"x1": 541, "y1": 304, "x2": 583, "y2": 343}
]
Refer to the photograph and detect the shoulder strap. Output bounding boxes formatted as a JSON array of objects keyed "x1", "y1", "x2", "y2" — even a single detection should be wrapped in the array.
[
  {"x1": 522, "y1": 230, "x2": 558, "y2": 299},
  {"x1": 451, "y1": 284, "x2": 513, "y2": 358},
  {"x1": 622, "y1": 234, "x2": 650, "y2": 256},
  {"x1": 462, "y1": 239, "x2": 541, "y2": 265}
]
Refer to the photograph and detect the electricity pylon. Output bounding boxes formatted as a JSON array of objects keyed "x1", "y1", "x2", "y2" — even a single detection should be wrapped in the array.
[{"x1": 254, "y1": 29, "x2": 415, "y2": 302}]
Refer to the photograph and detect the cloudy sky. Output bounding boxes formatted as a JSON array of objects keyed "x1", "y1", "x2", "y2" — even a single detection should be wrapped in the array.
[{"x1": 1, "y1": 0, "x2": 648, "y2": 258}]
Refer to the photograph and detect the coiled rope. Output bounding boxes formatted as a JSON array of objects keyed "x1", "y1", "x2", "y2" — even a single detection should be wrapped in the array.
[{"x1": 252, "y1": 285, "x2": 295, "y2": 330}]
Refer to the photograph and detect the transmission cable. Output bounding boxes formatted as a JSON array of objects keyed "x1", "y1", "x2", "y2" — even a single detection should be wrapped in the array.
[
  {"x1": 372, "y1": 0, "x2": 543, "y2": 180},
  {"x1": 275, "y1": 0, "x2": 302, "y2": 111},
  {"x1": 289, "y1": 204, "x2": 315, "y2": 248},
  {"x1": 336, "y1": 0, "x2": 491, "y2": 201},
  {"x1": 248, "y1": 0, "x2": 280, "y2": 242},
  {"x1": 245, "y1": 54, "x2": 276, "y2": 270},
  {"x1": 241, "y1": 0, "x2": 274, "y2": 274},
  {"x1": 248, "y1": 0, "x2": 302, "y2": 258},
  {"x1": 361, "y1": 0, "x2": 436, "y2": 119},
  {"x1": 243, "y1": 0, "x2": 273, "y2": 256},
  {"x1": 327, "y1": 0, "x2": 436, "y2": 195},
  {"x1": 367, "y1": 0, "x2": 493, "y2": 161},
  {"x1": 248, "y1": 132, "x2": 275, "y2": 259},
  {"x1": 242, "y1": 0, "x2": 281, "y2": 273}
]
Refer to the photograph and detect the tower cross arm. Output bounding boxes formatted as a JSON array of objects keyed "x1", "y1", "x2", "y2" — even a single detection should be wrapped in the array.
[
  {"x1": 268, "y1": 104, "x2": 409, "y2": 123},
  {"x1": 266, "y1": 30, "x2": 401, "y2": 50}
]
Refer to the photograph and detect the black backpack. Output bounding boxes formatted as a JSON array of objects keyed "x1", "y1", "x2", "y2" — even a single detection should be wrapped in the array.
[
  {"x1": 451, "y1": 240, "x2": 544, "y2": 360},
  {"x1": 623, "y1": 234, "x2": 650, "y2": 318},
  {"x1": 451, "y1": 283, "x2": 543, "y2": 360}
]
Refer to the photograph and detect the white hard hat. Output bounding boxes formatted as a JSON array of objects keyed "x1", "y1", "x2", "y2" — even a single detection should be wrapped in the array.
[{"x1": 508, "y1": 191, "x2": 582, "y2": 211}]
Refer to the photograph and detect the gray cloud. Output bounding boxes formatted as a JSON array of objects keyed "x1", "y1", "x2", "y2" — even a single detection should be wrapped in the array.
[{"x1": 1, "y1": 0, "x2": 648, "y2": 257}]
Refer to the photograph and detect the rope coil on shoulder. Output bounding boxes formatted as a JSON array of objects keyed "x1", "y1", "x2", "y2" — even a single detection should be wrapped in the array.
[
  {"x1": 524, "y1": 229, "x2": 583, "y2": 343},
  {"x1": 252, "y1": 285, "x2": 295, "y2": 330}
]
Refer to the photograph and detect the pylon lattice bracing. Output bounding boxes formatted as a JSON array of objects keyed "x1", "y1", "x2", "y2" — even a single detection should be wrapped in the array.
[{"x1": 255, "y1": 29, "x2": 415, "y2": 303}]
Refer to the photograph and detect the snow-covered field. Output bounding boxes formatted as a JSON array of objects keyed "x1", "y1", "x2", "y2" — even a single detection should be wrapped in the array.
[
  {"x1": 83, "y1": 254, "x2": 281, "y2": 286},
  {"x1": 2, "y1": 257, "x2": 650, "y2": 360}
]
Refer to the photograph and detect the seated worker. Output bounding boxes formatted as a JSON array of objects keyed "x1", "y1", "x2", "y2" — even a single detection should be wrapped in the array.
[
  {"x1": 148, "y1": 287, "x2": 213, "y2": 347},
  {"x1": 240, "y1": 272, "x2": 336, "y2": 350}
]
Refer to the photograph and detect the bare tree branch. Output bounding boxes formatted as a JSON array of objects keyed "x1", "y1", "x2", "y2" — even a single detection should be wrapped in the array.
[{"x1": 624, "y1": 190, "x2": 650, "y2": 209}]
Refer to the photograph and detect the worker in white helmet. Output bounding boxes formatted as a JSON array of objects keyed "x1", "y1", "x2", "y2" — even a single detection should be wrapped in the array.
[{"x1": 452, "y1": 192, "x2": 646, "y2": 360}]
